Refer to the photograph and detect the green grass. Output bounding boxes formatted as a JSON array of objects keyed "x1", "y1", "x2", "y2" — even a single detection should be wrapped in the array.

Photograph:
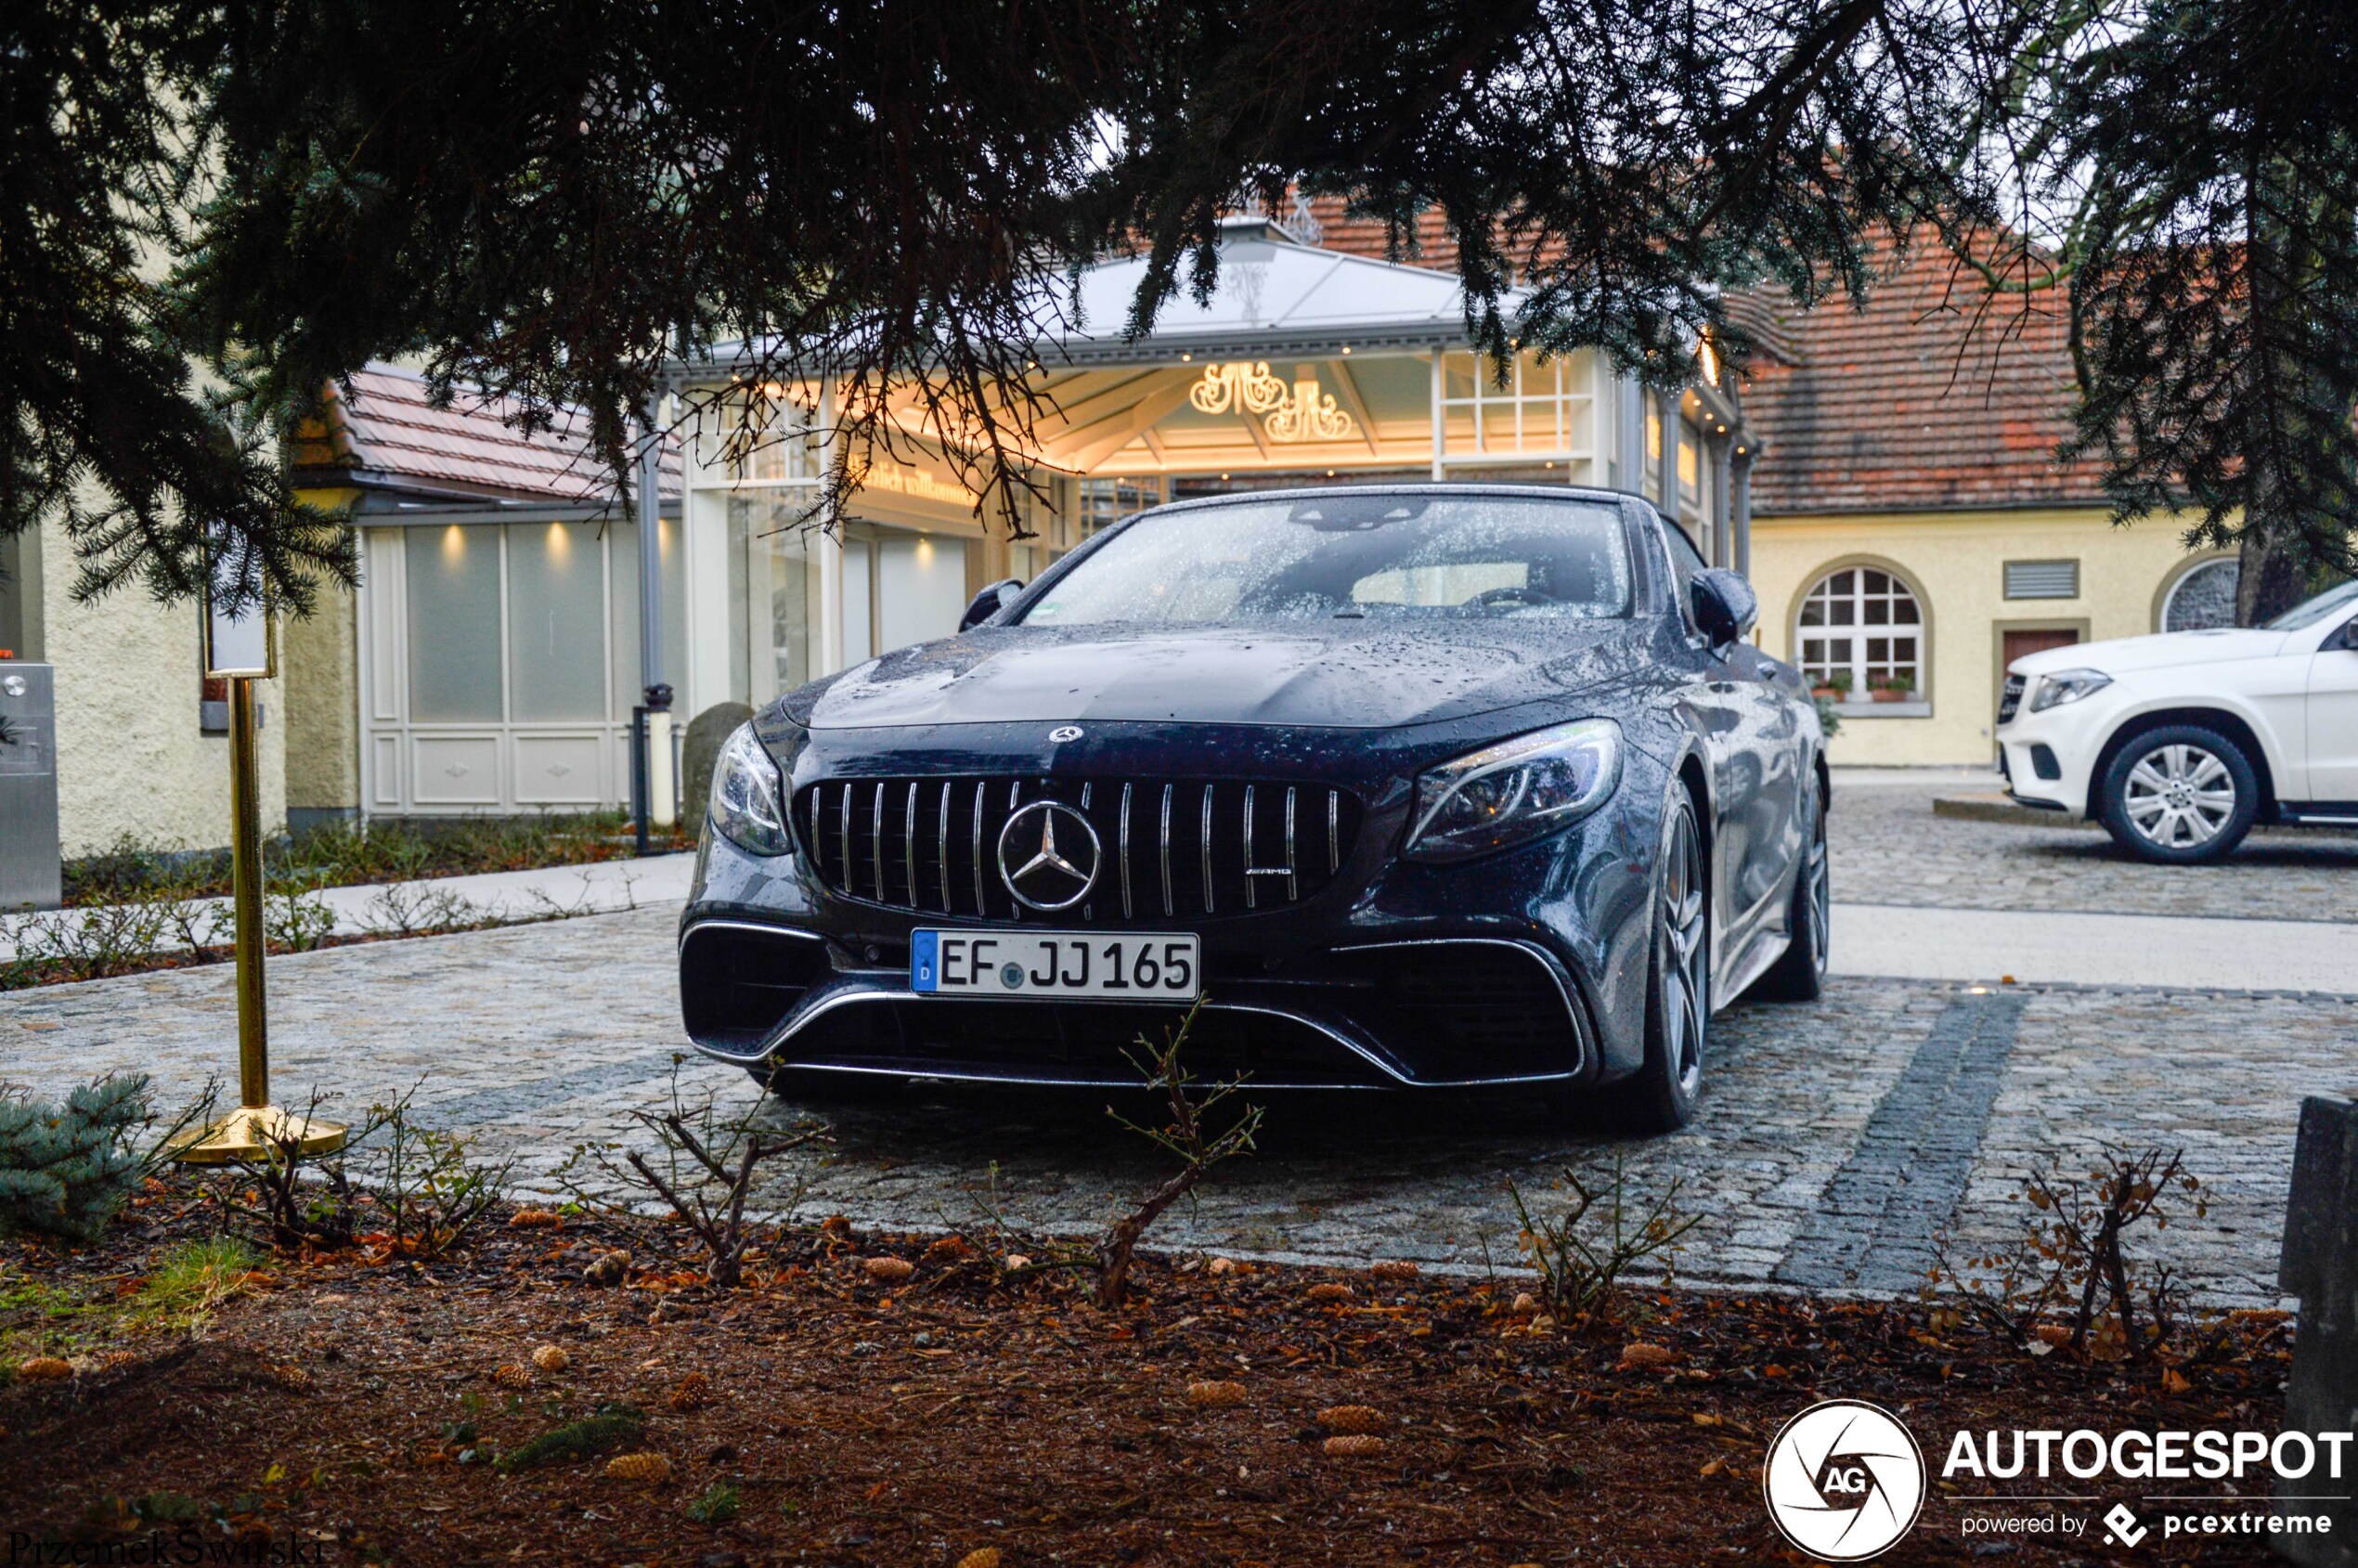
[
  {"x1": 687, "y1": 1481, "x2": 743, "y2": 1523},
  {"x1": 133, "y1": 1236, "x2": 265, "y2": 1330},
  {"x1": 61, "y1": 812, "x2": 690, "y2": 907}
]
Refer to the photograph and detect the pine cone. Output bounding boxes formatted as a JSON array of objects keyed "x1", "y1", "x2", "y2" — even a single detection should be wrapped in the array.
[
  {"x1": 1618, "y1": 1341, "x2": 1678, "y2": 1370},
  {"x1": 272, "y1": 1364, "x2": 315, "y2": 1393},
  {"x1": 1323, "y1": 1434, "x2": 1387, "y2": 1458},
  {"x1": 491, "y1": 1363, "x2": 532, "y2": 1390},
  {"x1": 1205, "y1": 1257, "x2": 1238, "y2": 1276},
  {"x1": 1316, "y1": 1405, "x2": 1388, "y2": 1434},
  {"x1": 1305, "y1": 1282, "x2": 1353, "y2": 1303},
  {"x1": 955, "y1": 1550, "x2": 1003, "y2": 1568},
  {"x1": 530, "y1": 1344, "x2": 570, "y2": 1372},
  {"x1": 669, "y1": 1371, "x2": 710, "y2": 1411},
  {"x1": 1370, "y1": 1259, "x2": 1419, "y2": 1282},
  {"x1": 1509, "y1": 1291, "x2": 1538, "y2": 1316},
  {"x1": 581, "y1": 1250, "x2": 630, "y2": 1287},
  {"x1": 603, "y1": 1451, "x2": 672, "y2": 1483},
  {"x1": 507, "y1": 1208, "x2": 562, "y2": 1229},
  {"x1": 1184, "y1": 1380, "x2": 1248, "y2": 1407},
  {"x1": 862, "y1": 1256, "x2": 915, "y2": 1283},
  {"x1": 16, "y1": 1357, "x2": 71, "y2": 1382}
]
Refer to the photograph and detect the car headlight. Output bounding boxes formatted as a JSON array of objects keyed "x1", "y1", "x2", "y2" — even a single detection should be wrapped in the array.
[
  {"x1": 1404, "y1": 719, "x2": 1623, "y2": 863},
  {"x1": 708, "y1": 722, "x2": 793, "y2": 856},
  {"x1": 2028, "y1": 668, "x2": 2113, "y2": 712}
]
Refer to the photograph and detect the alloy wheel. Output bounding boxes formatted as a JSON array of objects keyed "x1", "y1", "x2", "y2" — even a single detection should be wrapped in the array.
[
  {"x1": 2121, "y1": 743, "x2": 2237, "y2": 849},
  {"x1": 1659, "y1": 806, "x2": 1708, "y2": 1098}
]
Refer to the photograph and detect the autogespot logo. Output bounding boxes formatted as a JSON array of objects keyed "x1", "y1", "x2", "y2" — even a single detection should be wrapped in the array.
[{"x1": 1763, "y1": 1399, "x2": 1929, "y2": 1561}]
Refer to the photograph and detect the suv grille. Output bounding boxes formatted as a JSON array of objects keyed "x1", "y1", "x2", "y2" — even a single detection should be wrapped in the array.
[
  {"x1": 797, "y1": 776, "x2": 1364, "y2": 923},
  {"x1": 1998, "y1": 673, "x2": 2027, "y2": 724}
]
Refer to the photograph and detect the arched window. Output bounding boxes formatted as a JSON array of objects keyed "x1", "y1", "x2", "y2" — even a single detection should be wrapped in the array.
[
  {"x1": 1796, "y1": 565, "x2": 1925, "y2": 697},
  {"x1": 2162, "y1": 557, "x2": 2239, "y2": 631}
]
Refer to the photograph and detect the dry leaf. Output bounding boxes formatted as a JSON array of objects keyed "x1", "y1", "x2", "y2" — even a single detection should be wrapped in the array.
[
  {"x1": 1206, "y1": 1257, "x2": 1238, "y2": 1276},
  {"x1": 2161, "y1": 1367, "x2": 2192, "y2": 1393},
  {"x1": 1618, "y1": 1342, "x2": 1677, "y2": 1370},
  {"x1": 1370, "y1": 1259, "x2": 1419, "y2": 1281},
  {"x1": 17, "y1": 1357, "x2": 71, "y2": 1382},
  {"x1": 863, "y1": 1256, "x2": 915, "y2": 1283},
  {"x1": 490, "y1": 1363, "x2": 532, "y2": 1391},
  {"x1": 1700, "y1": 1458, "x2": 1725, "y2": 1477},
  {"x1": 669, "y1": 1371, "x2": 710, "y2": 1411},
  {"x1": 820, "y1": 1215, "x2": 854, "y2": 1239},
  {"x1": 1322, "y1": 1434, "x2": 1386, "y2": 1458},
  {"x1": 1185, "y1": 1380, "x2": 1249, "y2": 1407},
  {"x1": 1003, "y1": 1253, "x2": 1032, "y2": 1272},
  {"x1": 604, "y1": 1451, "x2": 672, "y2": 1483},
  {"x1": 1305, "y1": 1282, "x2": 1353, "y2": 1303},
  {"x1": 955, "y1": 1550, "x2": 1003, "y2": 1568},
  {"x1": 924, "y1": 1236, "x2": 975, "y2": 1263},
  {"x1": 1316, "y1": 1405, "x2": 1388, "y2": 1434},
  {"x1": 1509, "y1": 1291, "x2": 1538, "y2": 1316},
  {"x1": 507, "y1": 1208, "x2": 562, "y2": 1229},
  {"x1": 2033, "y1": 1323, "x2": 2073, "y2": 1347},
  {"x1": 530, "y1": 1344, "x2": 569, "y2": 1372}
]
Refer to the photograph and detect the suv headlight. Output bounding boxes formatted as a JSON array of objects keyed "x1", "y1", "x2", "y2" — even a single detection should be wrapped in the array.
[
  {"x1": 709, "y1": 722, "x2": 793, "y2": 856},
  {"x1": 2028, "y1": 668, "x2": 2113, "y2": 712},
  {"x1": 1404, "y1": 719, "x2": 1623, "y2": 863}
]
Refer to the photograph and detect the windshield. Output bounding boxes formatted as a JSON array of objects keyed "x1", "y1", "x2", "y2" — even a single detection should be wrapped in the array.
[
  {"x1": 2264, "y1": 577, "x2": 2358, "y2": 631},
  {"x1": 1017, "y1": 494, "x2": 1634, "y2": 627}
]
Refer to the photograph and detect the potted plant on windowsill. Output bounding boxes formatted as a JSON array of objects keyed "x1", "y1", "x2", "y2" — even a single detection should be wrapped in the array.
[
  {"x1": 1868, "y1": 673, "x2": 1915, "y2": 704},
  {"x1": 1811, "y1": 670, "x2": 1853, "y2": 703}
]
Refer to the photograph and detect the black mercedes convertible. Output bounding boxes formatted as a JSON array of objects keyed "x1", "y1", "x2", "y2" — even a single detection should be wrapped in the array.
[{"x1": 680, "y1": 485, "x2": 1829, "y2": 1131}]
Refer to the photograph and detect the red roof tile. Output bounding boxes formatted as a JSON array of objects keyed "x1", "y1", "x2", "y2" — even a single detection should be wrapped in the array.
[{"x1": 298, "y1": 363, "x2": 679, "y2": 503}]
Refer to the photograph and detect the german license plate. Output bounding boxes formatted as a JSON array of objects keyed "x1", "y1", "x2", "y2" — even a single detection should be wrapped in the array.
[{"x1": 912, "y1": 929, "x2": 1199, "y2": 1000}]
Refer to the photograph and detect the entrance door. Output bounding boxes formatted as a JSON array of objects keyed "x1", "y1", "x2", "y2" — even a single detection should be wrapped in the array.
[{"x1": 2002, "y1": 628, "x2": 2080, "y2": 719}]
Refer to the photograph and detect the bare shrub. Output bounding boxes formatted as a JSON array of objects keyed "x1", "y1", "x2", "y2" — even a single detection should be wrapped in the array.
[
  {"x1": 1095, "y1": 1000, "x2": 1263, "y2": 1311},
  {"x1": 1506, "y1": 1152, "x2": 1700, "y2": 1323},
  {"x1": 362, "y1": 883, "x2": 489, "y2": 939},
  {"x1": 555, "y1": 1057, "x2": 826, "y2": 1287},
  {"x1": 363, "y1": 1082, "x2": 512, "y2": 1257},
  {"x1": 1927, "y1": 1147, "x2": 2205, "y2": 1365}
]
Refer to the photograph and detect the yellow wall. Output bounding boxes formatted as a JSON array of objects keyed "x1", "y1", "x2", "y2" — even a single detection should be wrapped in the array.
[
  {"x1": 1751, "y1": 508, "x2": 2225, "y2": 767},
  {"x1": 282, "y1": 487, "x2": 363, "y2": 821}
]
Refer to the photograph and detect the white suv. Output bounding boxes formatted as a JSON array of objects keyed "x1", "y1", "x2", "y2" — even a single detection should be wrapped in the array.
[{"x1": 1996, "y1": 578, "x2": 2358, "y2": 862}]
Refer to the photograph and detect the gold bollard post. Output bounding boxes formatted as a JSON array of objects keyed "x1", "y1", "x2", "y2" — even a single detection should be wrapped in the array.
[{"x1": 170, "y1": 584, "x2": 344, "y2": 1164}]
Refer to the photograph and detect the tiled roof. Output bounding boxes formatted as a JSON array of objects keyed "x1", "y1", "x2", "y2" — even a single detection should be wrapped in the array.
[
  {"x1": 296, "y1": 363, "x2": 680, "y2": 503},
  {"x1": 1304, "y1": 201, "x2": 2108, "y2": 515},
  {"x1": 1730, "y1": 230, "x2": 2107, "y2": 515}
]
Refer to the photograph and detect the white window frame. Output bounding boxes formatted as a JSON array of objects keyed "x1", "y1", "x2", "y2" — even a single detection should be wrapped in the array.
[{"x1": 1794, "y1": 564, "x2": 1928, "y2": 706}]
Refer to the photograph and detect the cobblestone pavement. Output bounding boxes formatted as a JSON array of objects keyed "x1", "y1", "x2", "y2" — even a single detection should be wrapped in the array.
[
  {"x1": 7, "y1": 905, "x2": 2348, "y2": 1303},
  {"x1": 1832, "y1": 777, "x2": 2358, "y2": 922}
]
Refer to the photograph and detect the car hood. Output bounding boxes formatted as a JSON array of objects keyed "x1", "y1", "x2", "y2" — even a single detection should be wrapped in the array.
[
  {"x1": 2011, "y1": 627, "x2": 2294, "y2": 678},
  {"x1": 797, "y1": 620, "x2": 1661, "y2": 731}
]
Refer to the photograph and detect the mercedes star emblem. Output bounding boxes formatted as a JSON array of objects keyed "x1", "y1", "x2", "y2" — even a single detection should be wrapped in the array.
[
  {"x1": 1048, "y1": 725, "x2": 1084, "y2": 743},
  {"x1": 996, "y1": 800, "x2": 1102, "y2": 912}
]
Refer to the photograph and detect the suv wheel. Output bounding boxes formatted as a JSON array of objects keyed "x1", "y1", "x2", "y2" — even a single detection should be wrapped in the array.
[{"x1": 2097, "y1": 724, "x2": 2259, "y2": 864}]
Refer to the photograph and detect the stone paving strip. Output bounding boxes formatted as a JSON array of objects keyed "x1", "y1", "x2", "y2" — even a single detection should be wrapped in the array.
[
  {"x1": 6, "y1": 904, "x2": 2347, "y2": 1304},
  {"x1": 1830, "y1": 902, "x2": 2358, "y2": 991},
  {"x1": 0, "y1": 851, "x2": 696, "y2": 962}
]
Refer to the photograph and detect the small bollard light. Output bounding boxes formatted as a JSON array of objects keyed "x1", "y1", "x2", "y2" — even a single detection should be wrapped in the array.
[{"x1": 168, "y1": 563, "x2": 344, "y2": 1165}]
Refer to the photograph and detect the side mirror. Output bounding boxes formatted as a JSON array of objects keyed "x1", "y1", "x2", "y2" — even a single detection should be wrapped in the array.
[
  {"x1": 1691, "y1": 568, "x2": 1758, "y2": 647},
  {"x1": 959, "y1": 577, "x2": 1025, "y2": 632}
]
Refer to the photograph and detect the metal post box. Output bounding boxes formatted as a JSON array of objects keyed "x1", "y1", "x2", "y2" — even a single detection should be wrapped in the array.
[{"x1": 0, "y1": 663, "x2": 61, "y2": 910}]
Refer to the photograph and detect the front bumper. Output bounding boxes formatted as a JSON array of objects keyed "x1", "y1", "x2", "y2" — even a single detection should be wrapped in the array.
[
  {"x1": 678, "y1": 717, "x2": 1668, "y2": 1090},
  {"x1": 1995, "y1": 681, "x2": 2134, "y2": 818}
]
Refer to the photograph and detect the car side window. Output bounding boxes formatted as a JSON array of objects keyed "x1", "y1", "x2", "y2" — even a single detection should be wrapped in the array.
[{"x1": 1658, "y1": 517, "x2": 1708, "y2": 631}]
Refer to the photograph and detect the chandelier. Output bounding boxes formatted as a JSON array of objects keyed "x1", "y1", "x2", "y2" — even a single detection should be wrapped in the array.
[{"x1": 1187, "y1": 361, "x2": 1356, "y2": 444}]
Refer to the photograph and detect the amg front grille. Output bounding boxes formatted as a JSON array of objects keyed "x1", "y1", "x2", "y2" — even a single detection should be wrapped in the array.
[
  {"x1": 1998, "y1": 673, "x2": 2027, "y2": 724},
  {"x1": 797, "y1": 776, "x2": 1365, "y2": 923}
]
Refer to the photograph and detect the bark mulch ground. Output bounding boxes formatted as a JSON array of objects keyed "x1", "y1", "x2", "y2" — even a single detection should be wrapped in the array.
[{"x1": 0, "y1": 1184, "x2": 2299, "y2": 1567}]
